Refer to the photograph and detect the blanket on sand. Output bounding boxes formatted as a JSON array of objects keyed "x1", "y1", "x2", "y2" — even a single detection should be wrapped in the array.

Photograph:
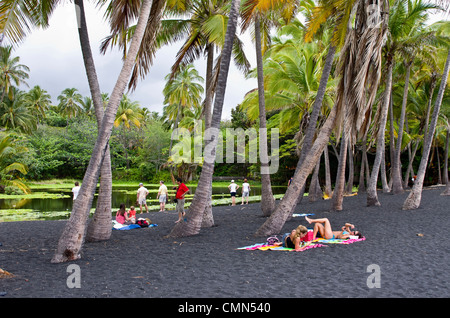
[
  {"x1": 238, "y1": 236, "x2": 365, "y2": 251},
  {"x1": 237, "y1": 243, "x2": 325, "y2": 252}
]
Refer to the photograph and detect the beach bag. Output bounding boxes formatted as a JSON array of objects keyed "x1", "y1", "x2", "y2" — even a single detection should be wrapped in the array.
[
  {"x1": 266, "y1": 236, "x2": 280, "y2": 245},
  {"x1": 136, "y1": 218, "x2": 150, "y2": 228}
]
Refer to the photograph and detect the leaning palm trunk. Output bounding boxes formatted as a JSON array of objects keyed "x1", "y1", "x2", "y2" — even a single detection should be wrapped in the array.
[
  {"x1": 168, "y1": 0, "x2": 240, "y2": 238},
  {"x1": 255, "y1": 106, "x2": 338, "y2": 236},
  {"x1": 51, "y1": 0, "x2": 153, "y2": 263},
  {"x1": 74, "y1": 0, "x2": 112, "y2": 242},
  {"x1": 403, "y1": 48, "x2": 450, "y2": 208},
  {"x1": 255, "y1": 18, "x2": 276, "y2": 216},
  {"x1": 331, "y1": 131, "x2": 348, "y2": 211}
]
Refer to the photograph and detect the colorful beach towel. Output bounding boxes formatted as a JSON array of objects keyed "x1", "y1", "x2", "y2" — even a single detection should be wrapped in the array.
[
  {"x1": 237, "y1": 242, "x2": 325, "y2": 252},
  {"x1": 312, "y1": 237, "x2": 365, "y2": 244}
]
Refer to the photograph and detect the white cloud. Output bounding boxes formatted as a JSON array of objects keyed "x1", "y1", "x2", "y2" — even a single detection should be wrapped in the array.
[{"x1": 11, "y1": 1, "x2": 257, "y2": 120}]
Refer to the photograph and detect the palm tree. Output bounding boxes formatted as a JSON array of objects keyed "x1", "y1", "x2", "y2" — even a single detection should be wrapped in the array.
[
  {"x1": 0, "y1": 0, "x2": 58, "y2": 45},
  {"x1": 23, "y1": 85, "x2": 51, "y2": 122},
  {"x1": 0, "y1": 135, "x2": 30, "y2": 194},
  {"x1": 57, "y1": 88, "x2": 83, "y2": 120},
  {"x1": 114, "y1": 94, "x2": 143, "y2": 169},
  {"x1": 0, "y1": 87, "x2": 36, "y2": 133},
  {"x1": 255, "y1": 0, "x2": 389, "y2": 235},
  {"x1": 0, "y1": 45, "x2": 29, "y2": 102},
  {"x1": 403, "y1": 47, "x2": 450, "y2": 208},
  {"x1": 240, "y1": 0, "x2": 298, "y2": 216},
  {"x1": 168, "y1": 0, "x2": 241, "y2": 238},
  {"x1": 52, "y1": 0, "x2": 153, "y2": 263}
]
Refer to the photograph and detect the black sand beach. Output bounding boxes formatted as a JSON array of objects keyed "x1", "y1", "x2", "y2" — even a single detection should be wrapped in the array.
[{"x1": 1, "y1": 186, "x2": 449, "y2": 300}]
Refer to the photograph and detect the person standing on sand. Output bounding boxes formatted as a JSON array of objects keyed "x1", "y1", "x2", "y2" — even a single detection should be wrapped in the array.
[
  {"x1": 228, "y1": 180, "x2": 239, "y2": 206},
  {"x1": 157, "y1": 180, "x2": 168, "y2": 212},
  {"x1": 175, "y1": 177, "x2": 189, "y2": 223},
  {"x1": 241, "y1": 179, "x2": 250, "y2": 205},
  {"x1": 72, "y1": 182, "x2": 81, "y2": 200},
  {"x1": 137, "y1": 183, "x2": 149, "y2": 214}
]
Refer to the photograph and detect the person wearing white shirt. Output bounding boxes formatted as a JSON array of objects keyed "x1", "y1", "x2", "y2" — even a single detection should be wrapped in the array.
[
  {"x1": 241, "y1": 179, "x2": 250, "y2": 205},
  {"x1": 137, "y1": 183, "x2": 149, "y2": 214},
  {"x1": 72, "y1": 182, "x2": 81, "y2": 201},
  {"x1": 228, "y1": 180, "x2": 239, "y2": 206}
]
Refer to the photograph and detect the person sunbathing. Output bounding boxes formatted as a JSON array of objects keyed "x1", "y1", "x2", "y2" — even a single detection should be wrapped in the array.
[
  {"x1": 274, "y1": 225, "x2": 313, "y2": 251},
  {"x1": 305, "y1": 216, "x2": 363, "y2": 240}
]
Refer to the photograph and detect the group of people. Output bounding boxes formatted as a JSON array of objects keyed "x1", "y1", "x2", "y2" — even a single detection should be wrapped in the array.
[
  {"x1": 228, "y1": 179, "x2": 251, "y2": 206},
  {"x1": 276, "y1": 216, "x2": 364, "y2": 251},
  {"x1": 72, "y1": 178, "x2": 190, "y2": 225}
]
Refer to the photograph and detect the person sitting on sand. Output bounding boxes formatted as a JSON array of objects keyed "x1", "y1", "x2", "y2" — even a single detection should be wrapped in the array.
[
  {"x1": 274, "y1": 225, "x2": 313, "y2": 251},
  {"x1": 127, "y1": 206, "x2": 137, "y2": 224},
  {"x1": 115, "y1": 203, "x2": 129, "y2": 224},
  {"x1": 305, "y1": 216, "x2": 363, "y2": 240}
]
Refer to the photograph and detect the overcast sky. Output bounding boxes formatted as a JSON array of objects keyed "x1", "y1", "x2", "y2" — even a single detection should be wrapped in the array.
[
  {"x1": 10, "y1": 2, "x2": 448, "y2": 121},
  {"x1": 12, "y1": 1, "x2": 257, "y2": 120}
]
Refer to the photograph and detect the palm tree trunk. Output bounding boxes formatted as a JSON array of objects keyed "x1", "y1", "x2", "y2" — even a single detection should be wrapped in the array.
[
  {"x1": 201, "y1": 43, "x2": 215, "y2": 228},
  {"x1": 404, "y1": 48, "x2": 450, "y2": 208},
  {"x1": 367, "y1": 56, "x2": 394, "y2": 206},
  {"x1": 324, "y1": 145, "x2": 332, "y2": 197},
  {"x1": 392, "y1": 60, "x2": 412, "y2": 194},
  {"x1": 51, "y1": 0, "x2": 153, "y2": 263},
  {"x1": 331, "y1": 131, "x2": 348, "y2": 211},
  {"x1": 168, "y1": 0, "x2": 240, "y2": 238},
  {"x1": 254, "y1": 18, "x2": 276, "y2": 216},
  {"x1": 308, "y1": 157, "x2": 322, "y2": 202},
  {"x1": 256, "y1": 105, "x2": 338, "y2": 236},
  {"x1": 345, "y1": 142, "x2": 354, "y2": 194},
  {"x1": 443, "y1": 130, "x2": 449, "y2": 186},
  {"x1": 74, "y1": 0, "x2": 112, "y2": 242}
]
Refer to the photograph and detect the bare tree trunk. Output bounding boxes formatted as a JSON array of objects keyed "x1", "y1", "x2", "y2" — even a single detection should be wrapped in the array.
[
  {"x1": 345, "y1": 143, "x2": 354, "y2": 194},
  {"x1": 51, "y1": 0, "x2": 153, "y2": 263},
  {"x1": 404, "y1": 48, "x2": 450, "y2": 208},
  {"x1": 308, "y1": 156, "x2": 322, "y2": 202}
]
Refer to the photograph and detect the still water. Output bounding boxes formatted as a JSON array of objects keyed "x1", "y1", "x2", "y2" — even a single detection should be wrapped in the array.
[{"x1": 0, "y1": 184, "x2": 287, "y2": 221}]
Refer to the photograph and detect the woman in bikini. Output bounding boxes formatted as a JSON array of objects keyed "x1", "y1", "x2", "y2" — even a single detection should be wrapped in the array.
[{"x1": 305, "y1": 216, "x2": 363, "y2": 240}]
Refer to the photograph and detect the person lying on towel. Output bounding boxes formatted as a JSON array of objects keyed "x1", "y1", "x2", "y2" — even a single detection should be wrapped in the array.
[
  {"x1": 305, "y1": 216, "x2": 363, "y2": 240},
  {"x1": 274, "y1": 225, "x2": 313, "y2": 251}
]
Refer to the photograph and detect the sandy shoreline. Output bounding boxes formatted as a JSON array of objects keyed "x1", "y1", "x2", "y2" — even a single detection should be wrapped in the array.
[{"x1": 1, "y1": 186, "x2": 449, "y2": 300}]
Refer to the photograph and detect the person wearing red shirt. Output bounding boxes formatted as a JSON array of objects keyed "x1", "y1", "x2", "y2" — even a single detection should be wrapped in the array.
[{"x1": 175, "y1": 177, "x2": 189, "y2": 223}]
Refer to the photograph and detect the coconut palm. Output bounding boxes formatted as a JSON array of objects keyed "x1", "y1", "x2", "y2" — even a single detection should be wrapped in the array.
[
  {"x1": 52, "y1": 0, "x2": 153, "y2": 263},
  {"x1": 0, "y1": 135, "x2": 30, "y2": 194},
  {"x1": 168, "y1": 0, "x2": 241, "y2": 238},
  {"x1": 255, "y1": 0, "x2": 389, "y2": 235},
  {"x1": 0, "y1": 87, "x2": 36, "y2": 133},
  {"x1": 23, "y1": 85, "x2": 51, "y2": 122},
  {"x1": 57, "y1": 88, "x2": 83, "y2": 120},
  {"x1": 240, "y1": 0, "x2": 300, "y2": 216},
  {"x1": 0, "y1": 45, "x2": 29, "y2": 102}
]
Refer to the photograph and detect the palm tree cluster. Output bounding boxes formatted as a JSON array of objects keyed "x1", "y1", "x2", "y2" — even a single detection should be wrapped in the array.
[{"x1": 1, "y1": 0, "x2": 449, "y2": 262}]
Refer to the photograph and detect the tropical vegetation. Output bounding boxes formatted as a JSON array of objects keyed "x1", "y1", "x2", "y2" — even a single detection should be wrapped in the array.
[{"x1": 0, "y1": 0, "x2": 449, "y2": 262}]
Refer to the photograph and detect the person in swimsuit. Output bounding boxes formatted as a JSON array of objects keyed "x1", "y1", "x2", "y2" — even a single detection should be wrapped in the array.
[
  {"x1": 305, "y1": 216, "x2": 363, "y2": 240},
  {"x1": 274, "y1": 225, "x2": 312, "y2": 251}
]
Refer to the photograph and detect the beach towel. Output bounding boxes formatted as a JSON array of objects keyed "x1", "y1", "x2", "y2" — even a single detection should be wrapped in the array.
[
  {"x1": 112, "y1": 221, "x2": 158, "y2": 230},
  {"x1": 237, "y1": 242, "x2": 325, "y2": 252},
  {"x1": 292, "y1": 213, "x2": 315, "y2": 217},
  {"x1": 312, "y1": 237, "x2": 365, "y2": 244}
]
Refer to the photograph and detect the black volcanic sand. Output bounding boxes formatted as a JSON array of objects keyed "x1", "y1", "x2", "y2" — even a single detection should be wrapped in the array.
[{"x1": 1, "y1": 186, "x2": 449, "y2": 299}]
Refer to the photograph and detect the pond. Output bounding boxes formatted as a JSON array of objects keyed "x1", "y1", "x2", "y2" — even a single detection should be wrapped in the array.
[{"x1": 0, "y1": 184, "x2": 288, "y2": 222}]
